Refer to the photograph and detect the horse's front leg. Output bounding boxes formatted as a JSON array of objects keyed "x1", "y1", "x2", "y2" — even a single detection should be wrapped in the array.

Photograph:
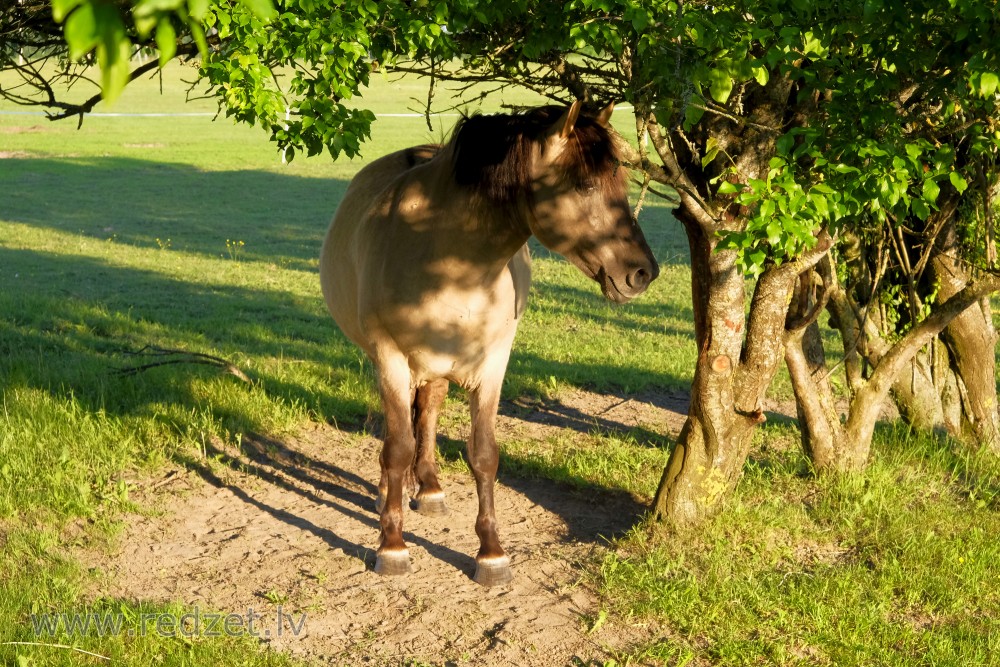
[
  {"x1": 374, "y1": 363, "x2": 416, "y2": 576},
  {"x1": 467, "y1": 384, "x2": 513, "y2": 586}
]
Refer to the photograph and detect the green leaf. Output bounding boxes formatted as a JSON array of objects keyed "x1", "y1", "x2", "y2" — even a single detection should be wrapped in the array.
[
  {"x1": 922, "y1": 178, "x2": 940, "y2": 203},
  {"x1": 766, "y1": 221, "x2": 782, "y2": 245},
  {"x1": 708, "y1": 68, "x2": 733, "y2": 104},
  {"x1": 98, "y1": 34, "x2": 132, "y2": 105},
  {"x1": 752, "y1": 66, "x2": 769, "y2": 86},
  {"x1": 759, "y1": 199, "x2": 775, "y2": 219},
  {"x1": 134, "y1": 0, "x2": 185, "y2": 15},
  {"x1": 630, "y1": 8, "x2": 650, "y2": 31},
  {"x1": 702, "y1": 136, "x2": 720, "y2": 167},
  {"x1": 189, "y1": 21, "x2": 208, "y2": 56},
  {"x1": 717, "y1": 181, "x2": 742, "y2": 195},
  {"x1": 802, "y1": 31, "x2": 826, "y2": 57},
  {"x1": 155, "y1": 19, "x2": 176, "y2": 66},
  {"x1": 52, "y1": 0, "x2": 84, "y2": 22},
  {"x1": 949, "y1": 171, "x2": 968, "y2": 194},
  {"x1": 912, "y1": 198, "x2": 930, "y2": 220},
  {"x1": 776, "y1": 133, "x2": 794, "y2": 155},
  {"x1": 64, "y1": 2, "x2": 99, "y2": 60},
  {"x1": 810, "y1": 193, "x2": 829, "y2": 219},
  {"x1": 683, "y1": 104, "x2": 705, "y2": 130},
  {"x1": 979, "y1": 72, "x2": 999, "y2": 98},
  {"x1": 187, "y1": 0, "x2": 210, "y2": 19}
]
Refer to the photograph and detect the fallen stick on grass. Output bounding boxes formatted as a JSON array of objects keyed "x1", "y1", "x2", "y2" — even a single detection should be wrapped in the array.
[{"x1": 112, "y1": 345, "x2": 252, "y2": 383}]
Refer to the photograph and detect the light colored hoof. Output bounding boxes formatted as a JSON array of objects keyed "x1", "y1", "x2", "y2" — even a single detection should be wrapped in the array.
[
  {"x1": 374, "y1": 550, "x2": 411, "y2": 576},
  {"x1": 473, "y1": 556, "x2": 513, "y2": 587},
  {"x1": 412, "y1": 492, "x2": 448, "y2": 517}
]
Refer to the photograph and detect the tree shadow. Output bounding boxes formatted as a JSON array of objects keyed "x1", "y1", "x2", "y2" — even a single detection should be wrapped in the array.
[
  {"x1": 499, "y1": 386, "x2": 687, "y2": 449},
  {"x1": 0, "y1": 245, "x2": 373, "y2": 431},
  {"x1": 1, "y1": 156, "x2": 344, "y2": 272},
  {"x1": 416, "y1": 430, "x2": 650, "y2": 547}
]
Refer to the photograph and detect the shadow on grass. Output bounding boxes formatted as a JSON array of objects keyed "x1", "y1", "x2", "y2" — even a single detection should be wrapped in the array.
[
  {"x1": 498, "y1": 385, "x2": 686, "y2": 449},
  {"x1": 0, "y1": 245, "x2": 373, "y2": 430},
  {"x1": 1, "y1": 156, "x2": 344, "y2": 272}
]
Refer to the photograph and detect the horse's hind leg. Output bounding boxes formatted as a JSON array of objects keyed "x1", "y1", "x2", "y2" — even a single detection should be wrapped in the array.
[
  {"x1": 411, "y1": 378, "x2": 449, "y2": 517},
  {"x1": 374, "y1": 361, "x2": 416, "y2": 576},
  {"x1": 467, "y1": 384, "x2": 513, "y2": 587}
]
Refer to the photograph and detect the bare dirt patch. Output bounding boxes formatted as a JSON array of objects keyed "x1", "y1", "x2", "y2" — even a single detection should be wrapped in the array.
[{"x1": 86, "y1": 388, "x2": 687, "y2": 666}]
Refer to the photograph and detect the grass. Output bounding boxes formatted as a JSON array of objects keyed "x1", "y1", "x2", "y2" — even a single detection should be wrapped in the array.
[
  {"x1": 2, "y1": 62, "x2": 999, "y2": 666},
  {"x1": 596, "y1": 424, "x2": 1000, "y2": 666}
]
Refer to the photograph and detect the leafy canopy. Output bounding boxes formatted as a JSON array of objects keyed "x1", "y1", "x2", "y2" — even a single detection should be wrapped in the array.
[{"x1": 18, "y1": 0, "x2": 1000, "y2": 274}]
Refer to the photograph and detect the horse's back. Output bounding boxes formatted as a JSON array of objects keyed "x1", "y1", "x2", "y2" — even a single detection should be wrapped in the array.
[{"x1": 320, "y1": 145, "x2": 442, "y2": 347}]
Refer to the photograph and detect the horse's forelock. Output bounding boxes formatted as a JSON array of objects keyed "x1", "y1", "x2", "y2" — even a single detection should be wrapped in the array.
[
  {"x1": 450, "y1": 106, "x2": 621, "y2": 206},
  {"x1": 556, "y1": 120, "x2": 624, "y2": 191}
]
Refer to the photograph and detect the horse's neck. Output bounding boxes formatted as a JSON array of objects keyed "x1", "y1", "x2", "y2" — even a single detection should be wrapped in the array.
[{"x1": 424, "y1": 147, "x2": 531, "y2": 268}]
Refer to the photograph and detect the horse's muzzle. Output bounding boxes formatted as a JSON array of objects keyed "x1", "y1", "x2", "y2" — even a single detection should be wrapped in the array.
[{"x1": 599, "y1": 259, "x2": 659, "y2": 303}]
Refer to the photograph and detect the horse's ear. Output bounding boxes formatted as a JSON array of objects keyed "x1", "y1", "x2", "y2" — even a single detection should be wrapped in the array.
[
  {"x1": 596, "y1": 102, "x2": 615, "y2": 127},
  {"x1": 555, "y1": 100, "x2": 584, "y2": 138}
]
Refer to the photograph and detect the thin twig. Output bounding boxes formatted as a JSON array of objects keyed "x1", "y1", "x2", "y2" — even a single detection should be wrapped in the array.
[{"x1": 633, "y1": 171, "x2": 652, "y2": 220}]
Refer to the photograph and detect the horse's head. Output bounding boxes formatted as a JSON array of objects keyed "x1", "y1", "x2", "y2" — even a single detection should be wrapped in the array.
[
  {"x1": 452, "y1": 103, "x2": 658, "y2": 302},
  {"x1": 525, "y1": 102, "x2": 658, "y2": 303}
]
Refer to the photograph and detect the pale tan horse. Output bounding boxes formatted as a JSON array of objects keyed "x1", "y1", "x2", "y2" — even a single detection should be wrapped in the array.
[{"x1": 320, "y1": 102, "x2": 658, "y2": 586}]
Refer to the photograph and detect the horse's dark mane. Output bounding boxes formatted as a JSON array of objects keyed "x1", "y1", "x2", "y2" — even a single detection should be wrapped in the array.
[{"x1": 450, "y1": 105, "x2": 622, "y2": 207}]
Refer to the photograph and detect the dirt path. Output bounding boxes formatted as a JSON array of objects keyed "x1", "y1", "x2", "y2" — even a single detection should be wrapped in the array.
[{"x1": 85, "y1": 389, "x2": 695, "y2": 666}]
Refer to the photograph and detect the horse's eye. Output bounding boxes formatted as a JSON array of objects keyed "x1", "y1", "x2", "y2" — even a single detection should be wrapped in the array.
[{"x1": 576, "y1": 180, "x2": 597, "y2": 193}]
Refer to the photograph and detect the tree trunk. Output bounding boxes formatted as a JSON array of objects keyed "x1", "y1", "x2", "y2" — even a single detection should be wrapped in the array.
[
  {"x1": 842, "y1": 214, "x2": 1000, "y2": 450},
  {"x1": 652, "y1": 210, "x2": 829, "y2": 526},
  {"x1": 789, "y1": 251, "x2": 1000, "y2": 471},
  {"x1": 889, "y1": 345, "x2": 951, "y2": 434},
  {"x1": 783, "y1": 259, "x2": 871, "y2": 470},
  {"x1": 652, "y1": 214, "x2": 754, "y2": 526},
  {"x1": 931, "y1": 221, "x2": 1000, "y2": 450}
]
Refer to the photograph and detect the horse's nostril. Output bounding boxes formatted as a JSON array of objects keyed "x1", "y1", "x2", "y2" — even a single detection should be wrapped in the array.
[{"x1": 627, "y1": 267, "x2": 650, "y2": 290}]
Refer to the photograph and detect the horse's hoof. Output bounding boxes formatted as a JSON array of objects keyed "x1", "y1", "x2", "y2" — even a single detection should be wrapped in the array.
[
  {"x1": 374, "y1": 550, "x2": 411, "y2": 576},
  {"x1": 412, "y1": 492, "x2": 448, "y2": 517},
  {"x1": 473, "y1": 556, "x2": 513, "y2": 587}
]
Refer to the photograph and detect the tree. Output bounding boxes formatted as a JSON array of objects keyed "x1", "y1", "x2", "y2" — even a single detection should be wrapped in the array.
[{"x1": 7, "y1": 0, "x2": 1000, "y2": 527}]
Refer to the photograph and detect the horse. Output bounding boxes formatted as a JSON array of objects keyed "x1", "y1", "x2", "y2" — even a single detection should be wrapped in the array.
[{"x1": 320, "y1": 101, "x2": 659, "y2": 586}]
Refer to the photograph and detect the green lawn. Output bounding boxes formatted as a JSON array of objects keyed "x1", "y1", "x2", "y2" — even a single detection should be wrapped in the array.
[{"x1": 3, "y1": 63, "x2": 999, "y2": 666}]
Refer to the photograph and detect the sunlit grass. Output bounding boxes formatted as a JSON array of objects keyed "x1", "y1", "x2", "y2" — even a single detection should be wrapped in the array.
[{"x1": 595, "y1": 425, "x2": 1000, "y2": 665}]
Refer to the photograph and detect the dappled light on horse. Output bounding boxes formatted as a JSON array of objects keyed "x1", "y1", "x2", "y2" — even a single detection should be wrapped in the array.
[{"x1": 320, "y1": 101, "x2": 658, "y2": 586}]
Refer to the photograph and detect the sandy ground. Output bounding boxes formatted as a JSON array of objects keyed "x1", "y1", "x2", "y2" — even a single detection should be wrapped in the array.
[{"x1": 84, "y1": 389, "x2": 695, "y2": 666}]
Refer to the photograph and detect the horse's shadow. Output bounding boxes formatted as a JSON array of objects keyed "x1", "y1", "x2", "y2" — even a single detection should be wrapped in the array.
[
  {"x1": 177, "y1": 432, "x2": 477, "y2": 578},
  {"x1": 177, "y1": 388, "x2": 673, "y2": 582}
]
